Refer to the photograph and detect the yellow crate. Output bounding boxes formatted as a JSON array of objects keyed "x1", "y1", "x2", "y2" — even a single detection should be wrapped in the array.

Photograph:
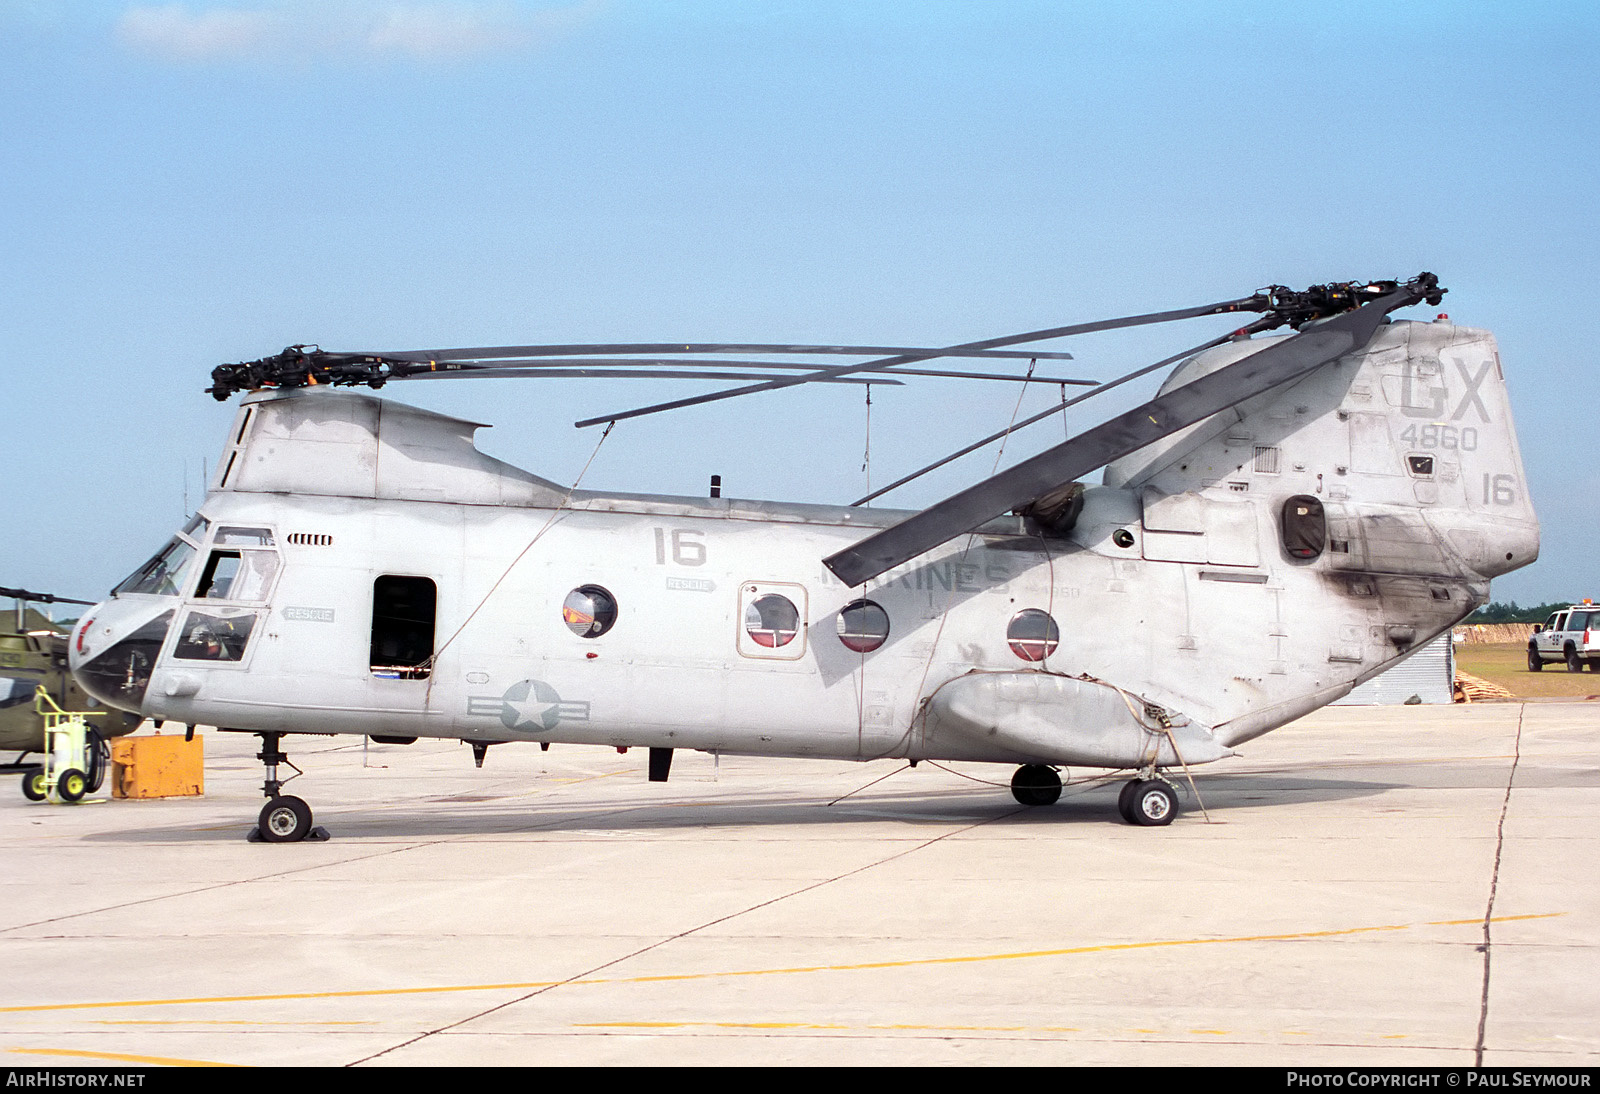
[{"x1": 110, "y1": 734, "x2": 204, "y2": 799}]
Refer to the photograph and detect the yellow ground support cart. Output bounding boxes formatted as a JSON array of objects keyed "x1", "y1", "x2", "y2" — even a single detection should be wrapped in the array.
[{"x1": 27, "y1": 686, "x2": 108, "y2": 803}]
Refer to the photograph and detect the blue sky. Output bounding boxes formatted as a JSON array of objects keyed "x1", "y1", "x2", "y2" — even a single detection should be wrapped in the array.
[{"x1": 3, "y1": 1, "x2": 1595, "y2": 607}]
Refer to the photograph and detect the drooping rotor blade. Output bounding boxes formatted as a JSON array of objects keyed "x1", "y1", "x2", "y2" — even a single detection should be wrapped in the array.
[
  {"x1": 378, "y1": 343, "x2": 1076, "y2": 362},
  {"x1": 823, "y1": 281, "x2": 1433, "y2": 588},
  {"x1": 404, "y1": 357, "x2": 1094, "y2": 386},
  {"x1": 404, "y1": 367, "x2": 900, "y2": 385},
  {"x1": 207, "y1": 278, "x2": 1433, "y2": 402},
  {"x1": 850, "y1": 326, "x2": 1250, "y2": 506},
  {"x1": 205, "y1": 346, "x2": 1077, "y2": 399},
  {"x1": 573, "y1": 295, "x2": 1275, "y2": 429},
  {"x1": 0, "y1": 586, "x2": 96, "y2": 606}
]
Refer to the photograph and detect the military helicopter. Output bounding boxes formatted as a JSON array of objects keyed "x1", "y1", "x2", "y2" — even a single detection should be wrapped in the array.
[
  {"x1": 2, "y1": 587, "x2": 141, "y2": 799},
  {"x1": 68, "y1": 273, "x2": 1539, "y2": 841}
]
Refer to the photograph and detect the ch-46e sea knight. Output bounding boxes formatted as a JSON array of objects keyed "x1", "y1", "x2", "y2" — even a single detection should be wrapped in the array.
[{"x1": 69, "y1": 273, "x2": 1538, "y2": 841}]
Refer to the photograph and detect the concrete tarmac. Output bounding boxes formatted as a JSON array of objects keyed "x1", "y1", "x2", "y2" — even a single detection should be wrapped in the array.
[{"x1": 1, "y1": 701, "x2": 1596, "y2": 1067}]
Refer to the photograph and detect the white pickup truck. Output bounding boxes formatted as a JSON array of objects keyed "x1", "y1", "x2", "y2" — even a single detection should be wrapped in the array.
[{"x1": 1528, "y1": 602, "x2": 1600, "y2": 672}]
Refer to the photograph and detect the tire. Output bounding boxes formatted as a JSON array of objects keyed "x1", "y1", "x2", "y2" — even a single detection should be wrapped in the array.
[
  {"x1": 56, "y1": 768, "x2": 87, "y2": 804},
  {"x1": 1566, "y1": 648, "x2": 1583, "y2": 673},
  {"x1": 1009, "y1": 764, "x2": 1062, "y2": 806},
  {"x1": 1117, "y1": 779, "x2": 1142, "y2": 823},
  {"x1": 1131, "y1": 781, "x2": 1178, "y2": 827},
  {"x1": 22, "y1": 770, "x2": 46, "y2": 802},
  {"x1": 258, "y1": 796, "x2": 313, "y2": 843},
  {"x1": 1528, "y1": 646, "x2": 1543, "y2": 672}
]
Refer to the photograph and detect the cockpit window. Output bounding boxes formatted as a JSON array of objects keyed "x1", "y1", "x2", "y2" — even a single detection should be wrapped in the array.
[
  {"x1": 214, "y1": 526, "x2": 275, "y2": 547},
  {"x1": 112, "y1": 539, "x2": 197, "y2": 597},
  {"x1": 173, "y1": 608, "x2": 258, "y2": 661},
  {"x1": 181, "y1": 514, "x2": 209, "y2": 538},
  {"x1": 195, "y1": 550, "x2": 279, "y2": 601}
]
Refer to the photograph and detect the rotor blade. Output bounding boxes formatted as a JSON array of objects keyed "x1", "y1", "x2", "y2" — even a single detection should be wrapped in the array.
[
  {"x1": 398, "y1": 357, "x2": 1096, "y2": 386},
  {"x1": 574, "y1": 295, "x2": 1271, "y2": 429},
  {"x1": 402, "y1": 368, "x2": 900, "y2": 385},
  {"x1": 0, "y1": 586, "x2": 96, "y2": 606},
  {"x1": 378, "y1": 343, "x2": 1076, "y2": 362},
  {"x1": 822, "y1": 287, "x2": 1419, "y2": 587},
  {"x1": 850, "y1": 327, "x2": 1247, "y2": 507}
]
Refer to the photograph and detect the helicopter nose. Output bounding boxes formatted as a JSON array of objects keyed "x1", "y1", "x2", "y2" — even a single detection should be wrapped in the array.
[{"x1": 70, "y1": 598, "x2": 174, "y2": 714}]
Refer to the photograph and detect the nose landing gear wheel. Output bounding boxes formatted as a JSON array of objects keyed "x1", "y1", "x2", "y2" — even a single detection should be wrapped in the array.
[
  {"x1": 258, "y1": 796, "x2": 313, "y2": 843},
  {"x1": 1010, "y1": 764, "x2": 1062, "y2": 806}
]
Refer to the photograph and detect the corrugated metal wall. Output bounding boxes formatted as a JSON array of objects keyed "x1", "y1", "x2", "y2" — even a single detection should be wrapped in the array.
[{"x1": 1333, "y1": 634, "x2": 1455, "y2": 706}]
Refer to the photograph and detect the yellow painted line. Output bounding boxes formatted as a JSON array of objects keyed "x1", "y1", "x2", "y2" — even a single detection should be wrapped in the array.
[
  {"x1": 0, "y1": 981, "x2": 563, "y2": 1015},
  {"x1": 582, "y1": 1021, "x2": 849, "y2": 1031},
  {"x1": 0, "y1": 912, "x2": 1566, "y2": 1017},
  {"x1": 579, "y1": 1021, "x2": 1426, "y2": 1040},
  {"x1": 581, "y1": 1021, "x2": 1030, "y2": 1033},
  {"x1": 1428, "y1": 913, "x2": 1555, "y2": 926},
  {"x1": 9, "y1": 1047, "x2": 240, "y2": 1067}
]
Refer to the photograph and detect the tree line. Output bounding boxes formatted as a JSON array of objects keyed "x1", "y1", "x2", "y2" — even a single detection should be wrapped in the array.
[{"x1": 1465, "y1": 601, "x2": 1577, "y2": 623}]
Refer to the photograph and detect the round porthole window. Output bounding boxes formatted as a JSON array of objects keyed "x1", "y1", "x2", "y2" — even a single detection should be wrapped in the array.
[
  {"x1": 836, "y1": 599, "x2": 890, "y2": 653},
  {"x1": 1007, "y1": 609, "x2": 1060, "y2": 662},
  {"x1": 563, "y1": 585, "x2": 618, "y2": 638},
  {"x1": 744, "y1": 593, "x2": 799, "y2": 648}
]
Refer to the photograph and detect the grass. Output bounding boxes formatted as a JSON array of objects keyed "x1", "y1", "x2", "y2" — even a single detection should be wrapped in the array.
[{"x1": 1454, "y1": 642, "x2": 1600, "y2": 699}]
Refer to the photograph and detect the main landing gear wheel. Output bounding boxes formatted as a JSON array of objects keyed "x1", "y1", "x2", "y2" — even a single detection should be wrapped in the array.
[
  {"x1": 1010, "y1": 764, "x2": 1062, "y2": 806},
  {"x1": 1120, "y1": 779, "x2": 1178, "y2": 826},
  {"x1": 1527, "y1": 647, "x2": 1543, "y2": 672},
  {"x1": 258, "y1": 796, "x2": 313, "y2": 843},
  {"x1": 21, "y1": 769, "x2": 46, "y2": 802},
  {"x1": 1116, "y1": 779, "x2": 1141, "y2": 823}
]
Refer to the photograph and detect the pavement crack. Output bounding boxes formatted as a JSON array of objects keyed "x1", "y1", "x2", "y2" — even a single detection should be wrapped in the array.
[
  {"x1": 346, "y1": 808, "x2": 1018, "y2": 1065},
  {"x1": 1475, "y1": 702, "x2": 1524, "y2": 1066},
  {"x1": 0, "y1": 843, "x2": 423, "y2": 935}
]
